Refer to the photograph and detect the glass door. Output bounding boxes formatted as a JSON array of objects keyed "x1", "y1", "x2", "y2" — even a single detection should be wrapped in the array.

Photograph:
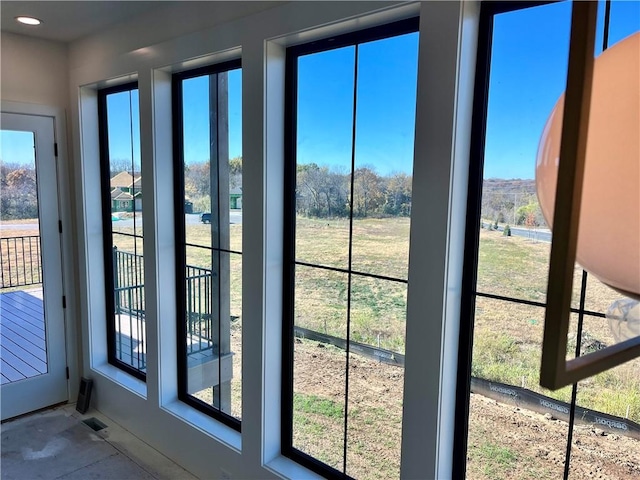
[{"x1": 1, "y1": 112, "x2": 67, "y2": 420}]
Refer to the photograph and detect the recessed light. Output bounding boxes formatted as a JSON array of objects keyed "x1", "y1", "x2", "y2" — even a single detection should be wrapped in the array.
[{"x1": 15, "y1": 16, "x2": 42, "y2": 26}]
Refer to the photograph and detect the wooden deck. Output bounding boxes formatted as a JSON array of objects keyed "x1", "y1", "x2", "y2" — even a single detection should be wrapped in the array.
[
  {"x1": 1, "y1": 288, "x2": 230, "y2": 389},
  {"x1": 0, "y1": 288, "x2": 47, "y2": 385},
  {"x1": 0, "y1": 289, "x2": 147, "y2": 383},
  {"x1": 114, "y1": 313, "x2": 147, "y2": 371}
]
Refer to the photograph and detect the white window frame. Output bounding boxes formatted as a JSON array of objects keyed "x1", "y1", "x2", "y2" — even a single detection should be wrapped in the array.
[{"x1": 71, "y1": 2, "x2": 479, "y2": 478}]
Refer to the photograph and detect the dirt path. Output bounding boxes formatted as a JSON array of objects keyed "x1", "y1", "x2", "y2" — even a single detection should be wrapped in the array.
[
  {"x1": 468, "y1": 394, "x2": 640, "y2": 479},
  {"x1": 291, "y1": 339, "x2": 639, "y2": 479}
]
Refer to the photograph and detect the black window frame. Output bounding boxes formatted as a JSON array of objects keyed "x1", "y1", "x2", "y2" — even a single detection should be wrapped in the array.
[
  {"x1": 98, "y1": 81, "x2": 147, "y2": 381},
  {"x1": 172, "y1": 58, "x2": 243, "y2": 431},
  {"x1": 282, "y1": 17, "x2": 420, "y2": 479},
  {"x1": 454, "y1": 2, "x2": 618, "y2": 479}
]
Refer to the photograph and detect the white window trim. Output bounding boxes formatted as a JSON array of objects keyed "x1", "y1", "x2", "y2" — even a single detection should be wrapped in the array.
[
  {"x1": 400, "y1": 2, "x2": 479, "y2": 478},
  {"x1": 71, "y1": 1, "x2": 480, "y2": 478}
]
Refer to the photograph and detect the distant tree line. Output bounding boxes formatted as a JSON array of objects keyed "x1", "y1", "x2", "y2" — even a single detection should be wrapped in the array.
[
  {"x1": 183, "y1": 157, "x2": 242, "y2": 213},
  {"x1": 109, "y1": 158, "x2": 139, "y2": 179},
  {"x1": 102, "y1": 158, "x2": 547, "y2": 228},
  {"x1": 296, "y1": 163, "x2": 412, "y2": 218},
  {"x1": 181, "y1": 159, "x2": 413, "y2": 219},
  {"x1": 481, "y1": 178, "x2": 547, "y2": 228},
  {"x1": 1, "y1": 162, "x2": 38, "y2": 220}
]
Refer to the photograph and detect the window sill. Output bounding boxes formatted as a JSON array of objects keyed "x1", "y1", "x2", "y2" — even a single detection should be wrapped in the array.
[
  {"x1": 161, "y1": 400, "x2": 241, "y2": 453},
  {"x1": 92, "y1": 363, "x2": 147, "y2": 399},
  {"x1": 264, "y1": 455, "x2": 325, "y2": 480}
]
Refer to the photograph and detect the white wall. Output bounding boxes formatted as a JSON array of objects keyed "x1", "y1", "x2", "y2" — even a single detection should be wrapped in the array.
[
  {"x1": 1, "y1": 32, "x2": 69, "y2": 109},
  {"x1": 68, "y1": 1, "x2": 479, "y2": 479},
  {"x1": 1, "y1": 32, "x2": 81, "y2": 402},
  {"x1": 68, "y1": 1, "x2": 283, "y2": 71}
]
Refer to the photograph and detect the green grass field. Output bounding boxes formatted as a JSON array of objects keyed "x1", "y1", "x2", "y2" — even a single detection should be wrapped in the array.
[
  {"x1": 474, "y1": 228, "x2": 639, "y2": 421},
  {"x1": 5, "y1": 215, "x2": 638, "y2": 422},
  {"x1": 3, "y1": 215, "x2": 638, "y2": 479}
]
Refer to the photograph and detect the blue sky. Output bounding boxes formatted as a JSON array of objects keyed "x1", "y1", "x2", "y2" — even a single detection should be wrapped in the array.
[
  {"x1": 0, "y1": 131, "x2": 35, "y2": 166},
  {"x1": 296, "y1": 32, "x2": 419, "y2": 177},
  {"x1": 2, "y1": 1, "x2": 637, "y2": 180},
  {"x1": 106, "y1": 89, "x2": 141, "y2": 168},
  {"x1": 107, "y1": 77, "x2": 243, "y2": 166},
  {"x1": 484, "y1": 0, "x2": 639, "y2": 179},
  {"x1": 182, "y1": 68, "x2": 242, "y2": 164}
]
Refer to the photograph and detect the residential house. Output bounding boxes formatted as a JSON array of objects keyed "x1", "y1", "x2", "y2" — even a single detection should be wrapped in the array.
[
  {"x1": 230, "y1": 186, "x2": 242, "y2": 210},
  {"x1": 110, "y1": 171, "x2": 142, "y2": 212}
]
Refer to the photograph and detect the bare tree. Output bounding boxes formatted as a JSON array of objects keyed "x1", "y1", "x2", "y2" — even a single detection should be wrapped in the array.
[
  {"x1": 353, "y1": 166, "x2": 383, "y2": 217},
  {"x1": 184, "y1": 161, "x2": 211, "y2": 200},
  {"x1": 384, "y1": 172, "x2": 412, "y2": 216},
  {"x1": 1, "y1": 162, "x2": 38, "y2": 219}
]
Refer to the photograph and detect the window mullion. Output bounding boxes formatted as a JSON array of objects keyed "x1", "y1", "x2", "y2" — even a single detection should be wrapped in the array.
[
  {"x1": 342, "y1": 41, "x2": 360, "y2": 476},
  {"x1": 215, "y1": 71, "x2": 233, "y2": 415}
]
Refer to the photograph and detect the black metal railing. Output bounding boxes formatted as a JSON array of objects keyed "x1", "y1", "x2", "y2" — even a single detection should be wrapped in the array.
[
  {"x1": 113, "y1": 248, "x2": 145, "y2": 315},
  {"x1": 0, "y1": 235, "x2": 42, "y2": 289},
  {"x1": 185, "y1": 265, "x2": 215, "y2": 355},
  {"x1": 113, "y1": 247, "x2": 146, "y2": 370},
  {"x1": 112, "y1": 248, "x2": 215, "y2": 363}
]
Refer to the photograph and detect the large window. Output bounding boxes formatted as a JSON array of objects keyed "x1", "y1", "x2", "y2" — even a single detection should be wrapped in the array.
[
  {"x1": 283, "y1": 19, "x2": 419, "y2": 479},
  {"x1": 173, "y1": 61, "x2": 243, "y2": 429},
  {"x1": 98, "y1": 83, "x2": 146, "y2": 379},
  {"x1": 457, "y1": 2, "x2": 640, "y2": 479}
]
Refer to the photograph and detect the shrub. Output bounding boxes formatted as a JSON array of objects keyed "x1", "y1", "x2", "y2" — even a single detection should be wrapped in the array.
[{"x1": 503, "y1": 225, "x2": 511, "y2": 236}]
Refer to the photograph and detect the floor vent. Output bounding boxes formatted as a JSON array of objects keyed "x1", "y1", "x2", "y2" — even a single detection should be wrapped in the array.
[{"x1": 82, "y1": 417, "x2": 107, "y2": 432}]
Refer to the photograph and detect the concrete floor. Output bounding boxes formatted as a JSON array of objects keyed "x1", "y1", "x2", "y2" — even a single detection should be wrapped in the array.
[{"x1": 1, "y1": 405, "x2": 197, "y2": 480}]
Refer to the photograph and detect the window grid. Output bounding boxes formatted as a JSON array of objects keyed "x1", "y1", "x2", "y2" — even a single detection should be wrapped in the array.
[
  {"x1": 455, "y1": 2, "x2": 622, "y2": 479},
  {"x1": 98, "y1": 82, "x2": 146, "y2": 381},
  {"x1": 475, "y1": 291, "x2": 606, "y2": 319},
  {"x1": 294, "y1": 261, "x2": 408, "y2": 285},
  {"x1": 172, "y1": 60, "x2": 242, "y2": 431},
  {"x1": 283, "y1": 17, "x2": 419, "y2": 479}
]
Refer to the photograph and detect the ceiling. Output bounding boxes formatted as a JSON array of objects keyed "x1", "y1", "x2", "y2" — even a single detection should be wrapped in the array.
[{"x1": 1, "y1": 1, "x2": 180, "y2": 43}]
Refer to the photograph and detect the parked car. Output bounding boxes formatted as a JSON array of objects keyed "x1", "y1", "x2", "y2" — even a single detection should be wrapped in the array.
[{"x1": 201, "y1": 213, "x2": 211, "y2": 224}]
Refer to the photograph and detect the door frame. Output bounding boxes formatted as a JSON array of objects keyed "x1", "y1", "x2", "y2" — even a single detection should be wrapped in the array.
[{"x1": 1, "y1": 101, "x2": 79, "y2": 409}]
